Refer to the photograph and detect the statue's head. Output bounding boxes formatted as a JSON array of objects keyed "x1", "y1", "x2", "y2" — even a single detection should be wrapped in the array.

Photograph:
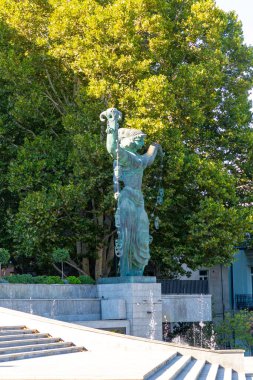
[{"x1": 118, "y1": 128, "x2": 146, "y2": 151}]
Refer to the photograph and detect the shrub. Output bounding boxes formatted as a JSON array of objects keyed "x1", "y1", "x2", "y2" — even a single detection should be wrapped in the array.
[
  {"x1": 66, "y1": 276, "x2": 81, "y2": 284},
  {"x1": 4, "y1": 274, "x2": 34, "y2": 283},
  {"x1": 33, "y1": 275, "x2": 49, "y2": 284},
  {"x1": 2, "y1": 274, "x2": 95, "y2": 284},
  {"x1": 41, "y1": 276, "x2": 64, "y2": 284},
  {"x1": 79, "y1": 275, "x2": 95, "y2": 284}
]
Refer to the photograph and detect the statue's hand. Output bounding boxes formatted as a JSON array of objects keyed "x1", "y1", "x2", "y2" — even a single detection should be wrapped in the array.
[
  {"x1": 152, "y1": 142, "x2": 163, "y2": 154},
  {"x1": 114, "y1": 191, "x2": 120, "y2": 200},
  {"x1": 100, "y1": 108, "x2": 122, "y2": 133}
]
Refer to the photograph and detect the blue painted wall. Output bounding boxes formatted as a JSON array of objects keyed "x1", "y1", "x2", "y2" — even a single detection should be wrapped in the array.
[
  {"x1": 229, "y1": 249, "x2": 253, "y2": 309},
  {"x1": 232, "y1": 249, "x2": 251, "y2": 295}
]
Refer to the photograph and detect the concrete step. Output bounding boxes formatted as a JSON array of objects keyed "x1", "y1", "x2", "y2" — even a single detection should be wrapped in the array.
[
  {"x1": 0, "y1": 345, "x2": 85, "y2": 362},
  {"x1": 159, "y1": 355, "x2": 192, "y2": 379},
  {"x1": 148, "y1": 355, "x2": 191, "y2": 380},
  {"x1": 146, "y1": 354, "x2": 244, "y2": 380},
  {"x1": 0, "y1": 326, "x2": 26, "y2": 330},
  {"x1": 0, "y1": 341, "x2": 73, "y2": 355},
  {"x1": 143, "y1": 352, "x2": 177, "y2": 379},
  {"x1": 0, "y1": 329, "x2": 37, "y2": 336},
  {"x1": 205, "y1": 363, "x2": 219, "y2": 379},
  {"x1": 0, "y1": 337, "x2": 62, "y2": 348},
  {"x1": 179, "y1": 359, "x2": 206, "y2": 380},
  {"x1": 0, "y1": 325, "x2": 86, "y2": 362},
  {"x1": 0, "y1": 333, "x2": 49, "y2": 341}
]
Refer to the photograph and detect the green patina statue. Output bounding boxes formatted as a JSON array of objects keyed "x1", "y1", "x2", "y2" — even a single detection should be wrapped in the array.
[{"x1": 100, "y1": 108, "x2": 162, "y2": 276}]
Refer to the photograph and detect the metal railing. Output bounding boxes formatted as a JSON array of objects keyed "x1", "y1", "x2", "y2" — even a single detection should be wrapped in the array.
[{"x1": 235, "y1": 294, "x2": 253, "y2": 310}]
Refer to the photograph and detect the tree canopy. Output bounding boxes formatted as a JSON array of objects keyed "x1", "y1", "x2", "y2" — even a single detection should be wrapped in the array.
[{"x1": 0, "y1": 0, "x2": 252, "y2": 278}]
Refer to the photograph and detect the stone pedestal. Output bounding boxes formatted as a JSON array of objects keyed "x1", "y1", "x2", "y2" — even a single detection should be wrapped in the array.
[{"x1": 97, "y1": 277, "x2": 162, "y2": 340}]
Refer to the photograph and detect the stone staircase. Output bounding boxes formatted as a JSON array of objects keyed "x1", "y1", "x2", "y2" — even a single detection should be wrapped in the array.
[
  {"x1": 145, "y1": 352, "x2": 246, "y2": 380},
  {"x1": 0, "y1": 325, "x2": 85, "y2": 362}
]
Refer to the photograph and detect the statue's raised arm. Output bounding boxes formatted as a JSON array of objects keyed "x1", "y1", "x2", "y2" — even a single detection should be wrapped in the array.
[{"x1": 100, "y1": 108, "x2": 162, "y2": 277}]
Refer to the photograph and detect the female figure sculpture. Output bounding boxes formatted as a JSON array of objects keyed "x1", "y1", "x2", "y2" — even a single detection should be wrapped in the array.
[{"x1": 100, "y1": 108, "x2": 162, "y2": 276}]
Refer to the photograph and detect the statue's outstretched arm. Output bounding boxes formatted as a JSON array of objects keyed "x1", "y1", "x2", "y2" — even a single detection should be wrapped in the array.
[
  {"x1": 100, "y1": 108, "x2": 127, "y2": 161},
  {"x1": 143, "y1": 143, "x2": 162, "y2": 167}
]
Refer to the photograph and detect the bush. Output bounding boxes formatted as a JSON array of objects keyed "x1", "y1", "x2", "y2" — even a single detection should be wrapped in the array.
[
  {"x1": 79, "y1": 275, "x2": 95, "y2": 284},
  {"x1": 215, "y1": 310, "x2": 253, "y2": 350},
  {"x1": 33, "y1": 275, "x2": 49, "y2": 284},
  {"x1": 66, "y1": 276, "x2": 81, "y2": 284},
  {"x1": 33, "y1": 275, "x2": 64, "y2": 284},
  {"x1": 4, "y1": 274, "x2": 34, "y2": 283},
  {"x1": 1, "y1": 274, "x2": 95, "y2": 284},
  {"x1": 39, "y1": 276, "x2": 63, "y2": 284},
  {"x1": 2, "y1": 274, "x2": 94, "y2": 284}
]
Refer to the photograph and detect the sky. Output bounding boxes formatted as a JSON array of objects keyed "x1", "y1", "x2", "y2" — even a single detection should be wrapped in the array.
[{"x1": 215, "y1": 0, "x2": 253, "y2": 46}]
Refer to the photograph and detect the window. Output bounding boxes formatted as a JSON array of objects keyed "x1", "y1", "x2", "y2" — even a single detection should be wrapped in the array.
[{"x1": 199, "y1": 270, "x2": 208, "y2": 281}]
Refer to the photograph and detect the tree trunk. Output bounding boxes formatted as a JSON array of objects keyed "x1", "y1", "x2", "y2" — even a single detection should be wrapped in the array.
[{"x1": 77, "y1": 241, "x2": 90, "y2": 276}]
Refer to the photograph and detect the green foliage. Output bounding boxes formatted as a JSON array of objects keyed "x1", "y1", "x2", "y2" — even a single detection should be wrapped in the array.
[
  {"x1": 0, "y1": 248, "x2": 10, "y2": 265},
  {"x1": 52, "y1": 248, "x2": 70, "y2": 263},
  {"x1": 4, "y1": 274, "x2": 34, "y2": 284},
  {"x1": 2, "y1": 274, "x2": 94, "y2": 284},
  {"x1": 3, "y1": 274, "x2": 63, "y2": 284},
  {"x1": 38, "y1": 275, "x2": 64, "y2": 284},
  {"x1": 215, "y1": 310, "x2": 253, "y2": 350},
  {"x1": 0, "y1": 0, "x2": 251, "y2": 276},
  {"x1": 66, "y1": 276, "x2": 81, "y2": 284},
  {"x1": 79, "y1": 275, "x2": 96, "y2": 284}
]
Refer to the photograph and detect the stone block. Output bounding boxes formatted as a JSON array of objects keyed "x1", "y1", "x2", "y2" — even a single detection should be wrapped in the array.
[
  {"x1": 98, "y1": 281, "x2": 162, "y2": 340},
  {"x1": 101, "y1": 299, "x2": 126, "y2": 320}
]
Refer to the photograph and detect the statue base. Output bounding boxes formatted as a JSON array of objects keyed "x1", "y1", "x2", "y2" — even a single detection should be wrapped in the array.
[
  {"x1": 97, "y1": 277, "x2": 162, "y2": 340},
  {"x1": 97, "y1": 276, "x2": 156, "y2": 284}
]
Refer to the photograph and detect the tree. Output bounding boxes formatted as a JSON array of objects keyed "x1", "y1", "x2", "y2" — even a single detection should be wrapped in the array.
[
  {"x1": 0, "y1": 0, "x2": 252, "y2": 277},
  {"x1": 215, "y1": 310, "x2": 253, "y2": 351},
  {"x1": 52, "y1": 248, "x2": 70, "y2": 279},
  {"x1": 0, "y1": 248, "x2": 10, "y2": 276}
]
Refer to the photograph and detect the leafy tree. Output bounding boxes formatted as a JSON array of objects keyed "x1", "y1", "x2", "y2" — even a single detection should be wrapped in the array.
[
  {"x1": 0, "y1": 0, "x2": 251, "y2": 278},
  {"x1": 52, "y1": 248, "x2": 70, "y2": 279},
  {"x1": 215, "y1": 310, "x2": 253, "y2": 351},
  {"x1": 0, "y1": 248, "x2": 10, "y2": 276}
]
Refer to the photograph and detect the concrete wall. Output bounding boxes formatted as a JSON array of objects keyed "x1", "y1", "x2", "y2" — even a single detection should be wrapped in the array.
[
  {"x1": 208, "y1": 265, "x2": 230, "y2": 319},
  {"x1": 0, "y1": 284, "x2": 97, "y2": 299},
  {"x1": 162, "y1": 294, "x2": 212, "y2": 323},
  {"x1": 0, "y1": 284, "x2": 101, "y2": 322},
  {"x1": 0, "y1": 283, "x2": 212, "y2": 330},
  {"x1": 0, "y1": 298, "x2": 101, "y2": 321},
  {"x1": 178, "y1": 264, "x2": 231, "y2": 320}
]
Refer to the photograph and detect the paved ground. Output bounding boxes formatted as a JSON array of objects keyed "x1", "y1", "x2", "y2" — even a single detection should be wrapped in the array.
[{"x1": 0, "y1": 349, "x2": 172, "y2": 380}]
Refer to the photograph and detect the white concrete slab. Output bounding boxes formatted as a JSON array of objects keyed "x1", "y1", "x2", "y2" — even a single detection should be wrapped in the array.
[
  {"x1": 0, "y1": 307, "x2": 247, "y2": 378},
  {"x1": 0, "y1": 350, "x2": 172, "y2": 380}
]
